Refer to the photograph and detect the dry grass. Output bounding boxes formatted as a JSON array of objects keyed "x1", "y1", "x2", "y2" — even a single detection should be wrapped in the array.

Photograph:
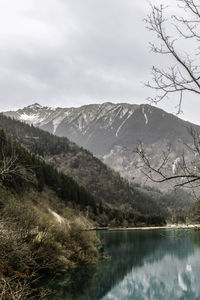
[{"x1": 0, "y1": 185, "x2": 100, "y2": 299}]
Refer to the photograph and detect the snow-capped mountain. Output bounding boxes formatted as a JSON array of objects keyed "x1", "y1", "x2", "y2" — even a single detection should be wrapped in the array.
[
  {"x1": 4, "y1": 102, "x2": 199, "y2": 188},
  {"x1": 5, "y1": 102, "x2": 139, "y2": 154}
]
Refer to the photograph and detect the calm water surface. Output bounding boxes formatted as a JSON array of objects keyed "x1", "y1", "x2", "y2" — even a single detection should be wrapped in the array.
[{"x1": 51, "y1": 229, "x2": 200, "y2": 300}]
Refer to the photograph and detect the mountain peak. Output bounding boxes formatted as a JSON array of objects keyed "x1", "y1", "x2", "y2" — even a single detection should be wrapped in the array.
[{"x1": 27, "y1": 102, "x2": 42, "y2": 109}]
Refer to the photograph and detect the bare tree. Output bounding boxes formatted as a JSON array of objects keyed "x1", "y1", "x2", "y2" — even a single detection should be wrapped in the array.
[
  {"x1": 145, "y1": 0, "x2": 200, "y2": 113},
  {"x1": 0, "y1": 146, "x2": 34, "y2": 184},
  {"x1": 135, "y1": 128, "x2": 200, "y2": 188},
  {"x1": 136, "y1": 1, "x2": 200, "y2": 188},
  {"x1": 0, "y1": 150, "x2": 21, "y2": 181}
]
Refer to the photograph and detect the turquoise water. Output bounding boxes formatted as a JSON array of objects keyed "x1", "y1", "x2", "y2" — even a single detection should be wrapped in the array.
[{"x1": 51, "y1": 229, "x2": 200, "y2": 300}]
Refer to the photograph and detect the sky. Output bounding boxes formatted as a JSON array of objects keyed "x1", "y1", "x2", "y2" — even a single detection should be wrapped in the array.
[{"x1": 0, "y1": 0, "x2": 199, "y2": 124}]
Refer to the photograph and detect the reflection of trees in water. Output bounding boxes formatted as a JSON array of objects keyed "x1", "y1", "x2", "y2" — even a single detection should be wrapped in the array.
[
  {"x1": 50, "y1": 230, "x2": 196, "y2": 300},
  {"x1": 48, "y1": 264, "x2": 98, "y2": 300},
  {"x1": 85, "y1": 230, "x2": 194, "y2": 300},
  {"x1": 189, "y1": 230, "x2": 200, "y2": 250},
  {"x1": 146, "y1": 230, "x2": 195, "y2": 264}
]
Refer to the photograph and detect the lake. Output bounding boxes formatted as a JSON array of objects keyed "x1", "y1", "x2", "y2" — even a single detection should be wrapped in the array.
[{"x1": 50, "y1": 229, "x2": 200, "y2": 300}]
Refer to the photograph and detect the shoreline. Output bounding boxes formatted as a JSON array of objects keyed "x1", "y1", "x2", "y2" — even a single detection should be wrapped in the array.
[
  {"x1": 89, "y1": 224, "x2": 200, "y2": 231},
  {"x1": 109, "y1": 224, "x2": 200, "y2": 231}
]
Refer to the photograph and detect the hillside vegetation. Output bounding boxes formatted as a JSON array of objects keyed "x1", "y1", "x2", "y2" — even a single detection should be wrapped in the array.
[
  {"x1": 0, "y1": 129, "x2": 101, "y2": 299},
  {"x1": 0, "y1": 114, "x2": 167, "y2": 220}
]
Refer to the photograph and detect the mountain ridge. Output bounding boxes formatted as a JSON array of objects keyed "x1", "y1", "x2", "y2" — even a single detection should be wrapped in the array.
[
  {"x1": 5, "y1": 102, "x2": 198, "y2": 149},
  {"x1": 4, "y1": 102, "x2": 200, "y2": 187}
]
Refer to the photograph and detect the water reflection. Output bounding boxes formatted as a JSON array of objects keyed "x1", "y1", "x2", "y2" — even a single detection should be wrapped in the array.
[{"x1": 50, "y1": 229, "x2": 200, "y2": 300}]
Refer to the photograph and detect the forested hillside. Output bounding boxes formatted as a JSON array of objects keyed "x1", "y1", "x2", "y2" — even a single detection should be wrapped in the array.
[
  {"x1": 0, "y1": 113, "x2": 167, "y2": 219},
  {"x1": 0, "y1": 128, "x2": 101, "y2": 298},
  {"x1": 0, "y1": 128, "x2": 96, "y2": 212}
]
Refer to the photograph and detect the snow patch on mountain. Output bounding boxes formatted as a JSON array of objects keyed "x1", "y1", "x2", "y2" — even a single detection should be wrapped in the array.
[
  {"x1": 172, "y1": 157, "x2": 182, "y2": 175},
  {"x1": 12, "y1": 102, "x2": 141, "y2": 138},
  {"x1": 116, "y1": 110, "x2": 134, "y2": 137},
  {"x1": 20, "y1": 113, "x2": 42, "y2": 124},
  {"x1": 142, "y1": 106, "x2": 148, "y2": 125},
  {"x1": 52, "y1": 114, "x2": 66, "y2": 134}
]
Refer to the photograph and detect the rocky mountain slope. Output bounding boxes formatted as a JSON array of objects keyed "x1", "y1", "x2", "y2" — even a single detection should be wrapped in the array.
[{"x1": 5, "y1": 102, "x2": 200, "y2": 188}]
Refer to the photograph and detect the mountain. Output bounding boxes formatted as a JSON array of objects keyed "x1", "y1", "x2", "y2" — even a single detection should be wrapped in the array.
[
  {"x1": 0, "y1": 113, "x2": 170, "y2": 225},
  {"x1": 4, "y1": 102, "x2": 139, "y2": 155},
  {"x1": 4, "y1": 102, "x2": 200, "y2": 188}
]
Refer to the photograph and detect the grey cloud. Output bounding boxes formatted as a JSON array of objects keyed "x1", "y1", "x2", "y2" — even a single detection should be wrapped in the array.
[{"x1": 0, "y1": 0, "x2": 199, "y2": 125}]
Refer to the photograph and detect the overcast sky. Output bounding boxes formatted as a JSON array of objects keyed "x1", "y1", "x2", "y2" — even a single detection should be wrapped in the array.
[{"x1": 0, "y1": 0, "x2": 199, "y2": 124}]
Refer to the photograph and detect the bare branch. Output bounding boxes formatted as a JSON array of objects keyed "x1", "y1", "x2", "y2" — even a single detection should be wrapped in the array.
[
  {"x1": 145, "y1": 1, "x2": 200, "y2": 111},
  {"x1": 134, "y1": 128, "x2": 200, "y2": 189},
  {"x1": 0, "y1": 147, "x2": 34, "y2": 184}
]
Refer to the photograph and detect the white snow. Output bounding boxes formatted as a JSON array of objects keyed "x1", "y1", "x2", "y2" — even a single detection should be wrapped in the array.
[
  {"x1": 20, "y1": 113, "x2": 41, "y2": 124},
  {"x1": 142, "y1": 106, "x2": 148, "y2": 125},
  {"x1": 49, "y1": 107, "x2": 57, "y2": 111},
  {"x1": 172, "y1": 157, "x2": 181, "y2": 174},
  {"x1": 78, "y1": 117, "x2": 84, "y2": 131},
  {"x1": 17, "y1": 102, "x2": 139, "y2": 137},
  {"x1": 52, "y1": 114, "x2": 66, "y2": 134},
  {"x1": 120, "y1": 108, "x2": 129, "y2": 118},
  {"x1": 116, "y1": 110, "x2": 133, "y2": 137}
]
